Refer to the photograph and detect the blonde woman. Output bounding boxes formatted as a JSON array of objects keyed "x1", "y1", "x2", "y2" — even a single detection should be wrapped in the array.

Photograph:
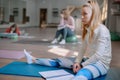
[
  {"x1": 51, "y1": 8, "x2": 75, "y2": 44},
  {"x1": 72, "y1": 0, "x2": 112, "y2": 80}
]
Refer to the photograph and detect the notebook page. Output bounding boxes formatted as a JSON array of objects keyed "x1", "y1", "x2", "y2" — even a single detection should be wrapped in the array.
[
  {"x1": 47, "y1": 74, "x2": 74, "y2": 80},
  {"x1": 39, "y1": 69, "x2": 74, "y2": 79}
]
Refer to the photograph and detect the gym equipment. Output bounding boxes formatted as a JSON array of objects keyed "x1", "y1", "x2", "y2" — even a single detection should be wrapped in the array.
[
  {"x1": 66, "y1": 35, "x2": 78, "y2": 43},
  {"x1": 0, "y1": 33, "x2": 18, "y2": 39}
]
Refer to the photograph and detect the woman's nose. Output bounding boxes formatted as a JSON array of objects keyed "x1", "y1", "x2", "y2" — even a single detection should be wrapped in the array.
[{"x1": 82, "y1": 16, "x2": 84, "y2": 19}]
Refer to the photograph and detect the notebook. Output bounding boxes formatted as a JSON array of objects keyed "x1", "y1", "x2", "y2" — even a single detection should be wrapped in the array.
[{"x1": 39, "y1": 69, "x2": 74, "y2": 80}]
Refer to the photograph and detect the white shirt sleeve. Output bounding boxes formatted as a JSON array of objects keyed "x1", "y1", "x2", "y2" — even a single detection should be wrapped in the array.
[
  {"x1": 82, "y1": 37, "x2": 109, "y2": 66},
  {"x1": 82, "y1": 26, "x2": 111, "y2": 67},
  {"x1": 75, "y1": 40, "x2": 87, "y2": 63}
]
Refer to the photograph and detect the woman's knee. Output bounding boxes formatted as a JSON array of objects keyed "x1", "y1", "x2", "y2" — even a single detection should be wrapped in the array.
[
  {"x1": 74, "y1": 63, "x2": 108, "y2": 80},
  {"x1": 75, "y1": 68, "x2": 93, "y2": 80}
]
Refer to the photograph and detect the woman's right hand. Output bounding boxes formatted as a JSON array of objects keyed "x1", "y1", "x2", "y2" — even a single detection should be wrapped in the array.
[
  {"x1": 60, "y1": 14, "x2": 64, "y2": 18},
  {"x1": 73, "y1": 62, "x2": 81, "y2": 73}
]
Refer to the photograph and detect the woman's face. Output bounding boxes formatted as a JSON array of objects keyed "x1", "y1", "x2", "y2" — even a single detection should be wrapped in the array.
[
  {"x1": 11, "y1": 27, "x2": 15, "y2": 31},
  {"x1": 63, "y1": 10, "x2": 69, "y2": 19},
  {"x1": 81, "y1": 7, "x2": 92, "y2": 25}
]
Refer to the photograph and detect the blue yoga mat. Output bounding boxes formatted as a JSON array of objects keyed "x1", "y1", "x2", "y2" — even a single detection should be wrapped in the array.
[
  {"x1": 0, "y1": 61, "x2": 73, "y2": 77},
  {"x1": 0, "y1": 61, "x2": 106, "y2": 80}
]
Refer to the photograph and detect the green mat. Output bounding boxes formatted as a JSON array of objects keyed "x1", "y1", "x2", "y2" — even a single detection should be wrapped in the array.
[
  {"x1": 110, "y1": 32, "x2": 120, "y2": 41},
  {"x1": 0, "y1": 33, "x2": 18, "y2": 39}
]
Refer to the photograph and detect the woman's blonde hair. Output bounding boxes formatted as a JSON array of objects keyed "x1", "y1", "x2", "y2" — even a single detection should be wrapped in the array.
[{"x1": 82, "y1": 0, "x2": 102, "y2": 41}]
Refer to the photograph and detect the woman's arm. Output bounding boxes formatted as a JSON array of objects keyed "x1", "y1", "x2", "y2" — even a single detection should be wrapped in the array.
[
  {"x1": 5, "y1": 27, "x2": 11, "y2": 33},
  {"x1": 81, "y1": 27, "x2": 111, "y2": 67},
  {"x1": 73, "y1": 40, "x2": 87, "y2": 73},
  {"x1": 16, "y1": 27, "x2": 21, "y2": 35},
  {"x1": 75, "y1": 40, "x2": 87, "y2": 63},
  {"x1": 65, "y1": 16, "x2": 75, "y2": 31},
  {"x1": 67, "y1": 6, "x2": 76, "y2": 15},
  {"x1": 58, "y1": 17, "x2": 64, "y2": 27}
]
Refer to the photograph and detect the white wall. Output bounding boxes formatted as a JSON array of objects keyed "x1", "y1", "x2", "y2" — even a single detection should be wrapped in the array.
[
  {"x1": 20, "y1": 0, "x2": 104, "y2": 27},
  {"x1": 0, "y1": 0, "x2": 26, "y2": 24},
  {"x1": 107, "y1": 0, "x2": 120, "y2": 33},
  {"x1": 26, "y1": 0, "x2": 87, "y2": 27},
  {"x1": 26, "y1": 0, "x2": 37, "y2": 26},
  {"x1": 107, "y1": 0, "x2": 116, "y2": 32},
  {"x1": 0, "y1": 0, "x2": 87, "y2": 27},
  {"x1": 1, "y1": 0, "x2": 9, "y2": 22},
  {"x1": 116, "y1": 16, "x2": 120, "y2": 34}
]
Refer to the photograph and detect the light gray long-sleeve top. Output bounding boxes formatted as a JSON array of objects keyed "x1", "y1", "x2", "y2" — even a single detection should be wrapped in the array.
[{"x1": 75, "y1": 24, "x2": 112, "y2": 70}]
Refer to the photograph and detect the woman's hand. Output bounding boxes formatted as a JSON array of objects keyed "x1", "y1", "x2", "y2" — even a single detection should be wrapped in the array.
[
  {"x1": 73, "y1": 62, "x2": 81, "y2": 73},
  {"x1": 60, "y1": 14, "x2": 64, "y2": 18}
]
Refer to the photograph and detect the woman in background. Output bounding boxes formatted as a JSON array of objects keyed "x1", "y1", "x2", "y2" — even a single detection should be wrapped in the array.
[
  {"x1": 6, "y1": 23, "x2": 20, "y2": 35},
  {"x1": 51, "y1": 7, "x2": 75, "y2": 44}
]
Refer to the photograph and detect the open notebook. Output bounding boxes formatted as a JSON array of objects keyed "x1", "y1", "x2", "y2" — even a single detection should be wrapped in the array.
[{"x1": 39, "y1": 69, "x2": 74, "y2": 80}]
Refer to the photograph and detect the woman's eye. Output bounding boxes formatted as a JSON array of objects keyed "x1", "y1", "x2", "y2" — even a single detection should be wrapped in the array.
[
  {"x1": 82, "y1": 13, "x2": 87, "y2": 16},
  {"x1": 84, "y1": 13, "x2": 87, "y2": 15}
]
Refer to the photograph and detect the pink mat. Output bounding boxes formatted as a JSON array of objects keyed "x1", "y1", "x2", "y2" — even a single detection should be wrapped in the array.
[{"x1": 0, "y1": 50, "x2": 25, "y2": 59}]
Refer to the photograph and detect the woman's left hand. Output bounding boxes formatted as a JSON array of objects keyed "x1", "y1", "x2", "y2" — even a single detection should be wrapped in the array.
[{"x1": 73, "y1": 62, "x2": 81, "y2": 73}]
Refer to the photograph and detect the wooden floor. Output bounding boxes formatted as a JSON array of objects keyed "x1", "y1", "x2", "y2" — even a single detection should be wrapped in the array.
[{"x1": 0, "y1": 27, "x2": 120, "y2": 80}]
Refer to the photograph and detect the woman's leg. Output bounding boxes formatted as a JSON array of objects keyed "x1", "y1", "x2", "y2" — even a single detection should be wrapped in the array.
[
  {"x1": 35, "y1": 58, "x2": 59, "y2": 67},
  {"x1": 24, "y1": 49, "x2": 59, "y2": 67},
  {"x1": 73, "y1": 61, "x2": 108, "y2": 80},
  {"x1": 59, "y1": 27, "x2": 74, "y2": 44},
  {"x1": 24, "y1": 49, "x2": 36, "y2": 64},
  {"x1": 58, "y1": 27, "x2": 67, "y2": 44},
  {"x1": 54, "y1": 29, "x2": 63, "y2": 39},
  {"x1": 66, "y1": 27, "x2": 74, "y2": 37},
  {"x1": 61, "y1": 27, "x2": 74, "y2": 39},
  {"x1": 51, "y1": 29, "x2": 63, "y2": 44}
]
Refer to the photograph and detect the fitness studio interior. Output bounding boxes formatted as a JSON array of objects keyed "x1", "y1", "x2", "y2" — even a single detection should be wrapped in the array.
[{"x1": 0, "y1": 0, "x2": 120, "y2": 80}]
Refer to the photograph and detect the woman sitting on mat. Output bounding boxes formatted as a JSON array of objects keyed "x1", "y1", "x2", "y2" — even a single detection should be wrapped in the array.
[
  {"x1": 72, "y1": 0, "x2": 112, "y2": 80},
  {"x1": 24, "y1": 0, "x2": 112, "y2": 80},
  {"x1": 51, "y1": 7, "x2": 75, "y2": 44},
  {"x1": 6, "y1": 23, "x2": 20, "y2": 36}
]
